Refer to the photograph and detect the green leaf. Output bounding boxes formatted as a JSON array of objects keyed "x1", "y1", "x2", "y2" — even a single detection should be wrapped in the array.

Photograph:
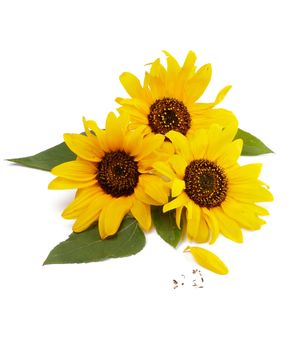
[
  {"x1": 151, "y1": 206, "x2": 182, "y2": 248},
  {"x1": 43, "y1": 217, "x2": 146, "y2": 265},
  {"x1": 7, "y1": 141, "x2": 76, "y2": 171},
  {"x1": 236, "y1": 128, "x2": 273, "y2": 156}
]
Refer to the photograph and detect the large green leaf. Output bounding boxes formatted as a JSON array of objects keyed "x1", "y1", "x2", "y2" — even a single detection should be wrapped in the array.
[
  {"x1": 151, "y1": 206, "x2": 182, "y2": 248},
  {"x1": 43, "y1": 217, "x2": 146, "y2": 265},
  {"x1": 7, "y1": 141, "x2": 76, "y2": 171},
  {"x1": 237, "y1": 128, "x2": 273, "y2": 156}
]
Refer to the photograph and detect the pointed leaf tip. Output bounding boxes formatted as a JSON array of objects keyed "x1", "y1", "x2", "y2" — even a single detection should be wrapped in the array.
[
  {"x1": 236, "y1": 129, "x2": 273, "y2": 156},
  {"x1": 43, "y1": 217, "x2": 146, "y2": 265}
]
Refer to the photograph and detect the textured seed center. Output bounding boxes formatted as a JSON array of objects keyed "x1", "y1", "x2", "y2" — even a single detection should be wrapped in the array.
[
  {"x1": 97, "y1": 151, "x2": 139, "y2": 197},
  {"x1": 148, "y1": 97, "x2": 191, "y2": 135},
  {"x1": 184, "y1": 159, "x2": 228, "y2": 208}
]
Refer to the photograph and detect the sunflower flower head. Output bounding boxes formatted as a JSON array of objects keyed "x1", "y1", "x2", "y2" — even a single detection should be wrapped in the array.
[
  {"x1": 116, "y1": 51, "x2": 237, "y2": 139},
  {"x1": 48, "y1": 112, "x2": 169, "y2": 239},
  {"x1": 154, "y1": 123, "x2": 273, "y2": 273}
]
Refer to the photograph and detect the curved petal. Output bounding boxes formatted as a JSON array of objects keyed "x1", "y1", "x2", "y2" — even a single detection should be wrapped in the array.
[
  {"x1": 62, "y1": 186, "x2": 105, "y2": 219},
  {"x1": 166, "y1": 131, "x2": 192, "y2": 162},
  {"x1": 184, "y1": 246, "x2": 229, "y2": 275},
  {"x1": 100, "y1": 196, "x2": 133, "y2": 239},
  {"x1": 183, "y1": 63, "x2": 212, "y2": 104},
  {"x1": 48, "y1": 177, "x2": 97, "y2": 189},
  {"x1": 212, "y1": 207, "x2": 243, "y2": 243},
  {"x1": 168, "y1": 154, "x2": 187, "y2": 178},
  {"x1": 51, "y1": 160, "x2": 97, "y2": 181},
  {"x1": 163, "y1": 192, "x2": 188, "y2": 213},
  {"x1": 153, "y1": 161, "x2": 176, "y2": 180},
  {"x1": 131, "y1": 199, "x2": 151, "y2": 231},
  {"x1": 119, "y1": 72, "x2": 146, "y2": 100},
  {"x1": 72, "y1": 194, "x2": 111, "y2": 232},
  {"x1": 186, "y1": 204, "x2": 201, "y2": 242},
  {"x1": 64, "y1": 134, "x2": 103, "y2": 162},
  {"x1": 105, "y1": 112, "x2": 124, "y2": 151},
  {"x1": 140, "y1": 174, "x2": 169, "y2": 204},
  {"x1": 172, "y1": 179, "x2": 185, "y2": 197},
  {"x1": 202, "y1": 208, "x2": 220, "y2": 244}
]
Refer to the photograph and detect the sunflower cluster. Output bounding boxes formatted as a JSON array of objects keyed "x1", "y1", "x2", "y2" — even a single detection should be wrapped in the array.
[{"x1": 46, "y1": 51, "x2": 273, "y2": 273}]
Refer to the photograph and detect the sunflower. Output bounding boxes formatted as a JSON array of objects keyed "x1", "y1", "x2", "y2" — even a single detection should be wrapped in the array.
[
  {"x1": 48, "y1": 113, "x2": 169, "y2": 239},
  {"x1": 116, "y1": 51, "x2": 237, "y2": 138},
  {"x1": 153, "y1": 123, "x2": 273, "y2": 247}
]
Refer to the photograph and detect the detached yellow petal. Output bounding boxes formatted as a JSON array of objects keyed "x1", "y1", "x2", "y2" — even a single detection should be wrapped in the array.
[{"x1": 184, "y1": 246, "x2": 229, "y2": 275}]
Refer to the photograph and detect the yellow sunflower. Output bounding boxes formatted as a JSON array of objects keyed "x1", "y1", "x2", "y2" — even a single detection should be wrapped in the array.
[
  {"x1": 154, "y1": 123, "x2": 273, "y2": 246},
  {"x1": 116, "y1": 51, "x2": 237, "y2": 138},
  {"x1": 48, "y1": 113, "x2": 169, "y2": 239}
]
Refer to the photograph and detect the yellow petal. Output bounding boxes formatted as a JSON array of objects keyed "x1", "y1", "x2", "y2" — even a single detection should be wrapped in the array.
[
  {"x1": 214, "y1": 85, "x2": 232, "y2": 105},
  {"x1": 189, "y1": 129, "x2": 208, "y2": 159},
  {"x1": 100, "y1": 197, "x2": 133, "y2": 239},
  {"x1": 64, "y1": 134, "x2": 103, "y2": 162},
  {"x1": 131, "y1": 199, "x2": 151, "y2": 231},
  {"x1": 196, "y1": 215, "x2": 210, "y2": 243},
  {"x1": 72, "y1": 194, "x2": 110, "y2": 232},
  {"x1": 221, "y1": 197, "x2": 267, "y2": 230},
  {"x1": 123, "y1": 126, "x2": 147, "y2": 156},
  {"x1": 140, "y1": 174, "x2": 169, "y2": 204},
  {"x1": 163, "y1": 192, "x2": 188, "y2": 213},
  {"x1": 105, "y1": 112, "x2": 124, "y2": 151},
  {"x1": 186, "y1": 204, "x2": 201, "y2": 242},
  {"x1": 172, "y1": 179, "x2": 185, "y2": 197},
  {"x1": 180, "y1": 51, "x2": 197, "y2": 80},
  {"x1": 153, "y1": 161, "x2": 176, "y2": 180},
  {"x1": 227, "y1": 163, "x2": 263, "y2": 184},
  {"x1": 48, "y1": 177, "x2": 97, "y2": 189},
  {"x1": 176, "y1": 206, "x2": 183, "y2": 229},
  {"x1": 212, "y1": 207, "x2": 243, "y2": 243},
  {"x1": 168, "y1": 155, "x2": 187, "y2": 178},
  {"x1": 184, "y1": 246, "x2": 229, "y2": 275},
  {"x1": 135, "y1": 134, "x2": 165, "y2": 160},
  {"x1": 134, "y1": 184, "x2": 161, "y2": 205},
  {"x1": 166, "y1": 131, "x2": 192, "y2": 162},
  {"x1": 51, "y1": 160, "x2": 97, "y2": 181},
  {"x1": 119, "y1": 72, "x2": 145, "y2": 100},
  {"x1": 228, "y1": 183, "x2": 274, "y2": 202},
  {"x1": 202, "y1": 208, "x2": 220, "y2": 244},
  {"x1": 62, "y1": 186, "x2": 104, "y2": 219},
  {"x1": 190, "y1": 108, "x2": 238, "y2": 131},
  {"x1": 183, "y1": 63, "x2": 212, "y2": 104},
  {"x1": 216, "y1": 139, "x2": 243, "y2": 168}
]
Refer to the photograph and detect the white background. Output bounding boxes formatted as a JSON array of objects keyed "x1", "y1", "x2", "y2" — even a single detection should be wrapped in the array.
[{"x1": 0, "y1": 0, "x2": 297, "y2": 349}]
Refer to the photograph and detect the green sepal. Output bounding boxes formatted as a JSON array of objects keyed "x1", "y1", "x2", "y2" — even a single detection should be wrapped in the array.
[
  {"x1": 237, "y1": 128, "x2": 273, "y2": 156},
  {"x1": 7, "y1": 141, "x2": 76, "y2": 171},
  {"x1": 43, "y1": 217, "x2": 146, "y2": 265},
  {"x1": 151, "y1": 206, "x2": 182, "y2": 248}
]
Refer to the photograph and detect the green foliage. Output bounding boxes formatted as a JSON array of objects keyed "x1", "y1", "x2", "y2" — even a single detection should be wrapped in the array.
[
  {"x1": 151, "y1": 206, "x2": 182, "y2": 248},
  {"x1": 237, "y1": 128, "x2": 273, "y2": 156},
  {"x1": 44, "y1": 217, "x2": 146, "y2": 265}
]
